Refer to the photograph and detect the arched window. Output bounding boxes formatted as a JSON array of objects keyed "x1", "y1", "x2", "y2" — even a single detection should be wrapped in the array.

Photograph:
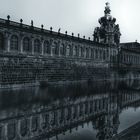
[
  {"x1": 54, "y1": 42, "x2": 59, "y2": 55},
  {"x1": 60, "y1": 43, "x2": 66, "y2": 56},
  {"x1": 23, "y1": 37, "x2": 31, "y2": 52},
  {"x1": 91, "y1": 48, "x2": 94, "y2": 58},
  {"x1": 10, "y1": 35, "x2": 18, "y2": 51},
  {"x1": 44, "y1": 41, "x2": 51, "y2": 54},
  {"x1": 7, "y1": 123, "x2": 16, "y2": 140},
  {"x1": 95, "y1": 49, "x2": 98, "y2": 59},
  {"x1": 73, "y1": 46, "x2": 78, "y2": 57},
  {"x1": 86, "y1": 48, "x2": 89, "y2": 58},
  {"x1": 0, "y1": 33, "x2": 4, "y2": 50},
  {"x1": 51, "y1": 41, "x2": 59, "y2": 55},
  {"x1": 20, "y1": 119, "x2": 28, "y2": 136},
  {"x1": 31, "y1": 117, "x2": 38, "y2": 132},
  {"x1": 99, "y1": 50, "x2": 102, "y2": 59},
  {"x1": 34, "y1": 39, "x2": 41, "y2": 54}
]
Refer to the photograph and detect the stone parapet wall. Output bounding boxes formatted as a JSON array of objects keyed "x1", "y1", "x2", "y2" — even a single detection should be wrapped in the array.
[{"x1": 0, "y1": 54, "x2": 110, "y2": 88}]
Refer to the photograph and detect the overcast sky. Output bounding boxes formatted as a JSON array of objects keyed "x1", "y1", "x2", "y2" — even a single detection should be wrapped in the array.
[{"x1": 0, "y1": 0, "x2": 139, "y2": 43}]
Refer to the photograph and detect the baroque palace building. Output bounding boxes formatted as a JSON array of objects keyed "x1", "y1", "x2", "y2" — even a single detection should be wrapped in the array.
[
  {"x1": 0, "y1": 3, "x2": 120, "y2": 61},
  {"x1": 0, "y1": 3, "x2": 139, "y2": 88}
]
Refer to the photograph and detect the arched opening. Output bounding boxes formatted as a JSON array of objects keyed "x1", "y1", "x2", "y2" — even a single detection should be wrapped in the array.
[
  {"x1": 60, "y1": 43, "x2": 66, "y2": 56},
  {"x1": 23, "y1": 37, "x2": 31, "y2": 53},
  {"x1": 44, "y1": 40, "x2": 51, "y2": 54},
  {"x1": 73, "y1": 46, "x2": 78, "y2": 57},
  {"x1": 34, "y1": 39, "x2": 41, "y2": 54},
  {"x1": 86, "y1": 48, "x2": 89, "y2": 58},
  {"x1": 91, "y1": 48, "x2": 94, "y2": 58},
  {"x1": 54, "y1": 42, "x2": 59, "y2": 55},
  {"x1": 20, "y1": 119, "x2": 28, "y2": 137},
  {"x1": 81, "y1": 47, "x2": 84, "y2": 57},
  {"x1": 10, "y1": 35, "x2": 18, "y2": 51}
]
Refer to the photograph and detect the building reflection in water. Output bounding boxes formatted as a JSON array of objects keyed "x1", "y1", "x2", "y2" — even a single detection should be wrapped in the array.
[{"x1": 0, "y1": 80, "x2": 140, "y2": 140}]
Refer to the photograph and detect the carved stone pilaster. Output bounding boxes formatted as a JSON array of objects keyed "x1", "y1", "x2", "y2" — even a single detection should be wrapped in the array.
[
  {"x1": 19, "y1": 33, "x2": 24, "y2": 53},
  {"x1": 31, "y1": 36, "x2": 34, "y2": 55},
  {"x1": 4, "y1": 31, "x2": 11, "y2": 52}
]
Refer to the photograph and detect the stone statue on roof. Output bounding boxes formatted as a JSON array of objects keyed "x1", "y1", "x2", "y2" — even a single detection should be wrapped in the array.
[{"x1": 104, "y1": 2, "x2": 111, "y2": 15}]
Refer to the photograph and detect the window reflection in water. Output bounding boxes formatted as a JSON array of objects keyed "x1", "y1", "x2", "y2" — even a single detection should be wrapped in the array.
[{"x1": 0, "y1": 80, "x2": 140, "y2": 139}]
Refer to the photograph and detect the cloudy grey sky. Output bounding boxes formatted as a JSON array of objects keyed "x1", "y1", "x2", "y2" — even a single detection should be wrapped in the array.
[{"x1": 0, "y1": 0, "x2": 139, "y2": 43}]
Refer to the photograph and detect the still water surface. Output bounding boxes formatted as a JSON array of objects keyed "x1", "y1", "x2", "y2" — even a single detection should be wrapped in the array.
[{"x1": 0, "y1": 80, "x2": 140, "y2": 140}]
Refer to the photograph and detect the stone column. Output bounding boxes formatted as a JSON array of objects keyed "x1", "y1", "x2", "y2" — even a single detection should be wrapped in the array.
[
  {"x1": 59, "y1": 42, "x2": 61, "y2": 57},
  {"x1": 108, "y1": 48, "x2": 111, "y2": 62},
  {"x1": 4, "y1": 123, "x2": 8, "y2": 140},
  {"x1": 41, "y1": 41, "x2": 44, "y2": 56},
  {"x1": 58, "y1": 44, "x2": 60, "y2": 57},
  {"x1": 4, "y1": 32, "x2": 10, "y2": 52},
  {"x1": 21, "y1": 39, "x2": 23, "y2": 53},
  {"x1": 101, "y1": 49, "x2": 103, "y2": 61},
  {"x1": 7, "y1": 37, "x2": 10, "y2": 52},
  {"x1": 50, "y1": 41, "x2": 53, "y2": 57},
  {"x1": 31, "y1": 37, "x2": 34, "y2": 55},
  {"x1": 16, "y1": 120, "x2": 21, "y2": 139},
  {"x1": 19, "y1": 36, "x2": 23, "y2": 54},
  {"x1": 93, "y1": 49, "x2": 96, "y2": 60}
]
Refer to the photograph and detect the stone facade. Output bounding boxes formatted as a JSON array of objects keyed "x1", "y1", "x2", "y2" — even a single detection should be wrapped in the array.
[
  {"x1": 120, "y1": 42, "x2": 140, "y2": 69},
  {"x1": 0, "y1": 3, "x2": 139, "y2": 88}
]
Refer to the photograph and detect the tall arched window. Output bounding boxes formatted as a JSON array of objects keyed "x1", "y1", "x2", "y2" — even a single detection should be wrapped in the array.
[
  {"x1": 10, "y1": 35, "x2": 18, "y2": 51},
  {"x1": 91, "y1": 48, "x2": 94, "y2": 58},
  {"x1": 23, "y1": 37, "x2": 31, "y2": 53},
  {"x1": 7, "y1": 123, "x2": 16, "y2": 140},
  {"x1": 73, "y1": 46, "x2": 78, "y2": 57},
  {"x1": 86, "y1": 48, "x2": 89, "y2": 58},
  {"x1": 20, "y1": 119, "x2": 27, "y2": 136},
  {"x1": 60, "y1": 43, "x2": 66, "y2": 56},
  {"x1": 0, "y1": 33, "x2": 4, "y2": 50},
  {"x1": 76, "y1": 46, "x2": 79, "y2": 57},
  {"x1": 54, "y1": 42, "x2": 59, "y2": 55},
  {"x1": 44, "y1": 40, "x2": 51, "y2": 54},
  {"x1": 34, "y1": 39, "x2": 41, "y2": 54},
  {"x1": 51, "y1": 41, "x2": 59, "y2": 55}
]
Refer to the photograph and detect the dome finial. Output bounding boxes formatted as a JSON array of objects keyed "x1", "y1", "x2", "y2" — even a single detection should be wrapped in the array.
[
  {"x1": 106, "y1": 2, "x2": 110, "y2": 7},
  {"x1": 104, "y1": 2, "x2": 111, "y2": 15}
]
